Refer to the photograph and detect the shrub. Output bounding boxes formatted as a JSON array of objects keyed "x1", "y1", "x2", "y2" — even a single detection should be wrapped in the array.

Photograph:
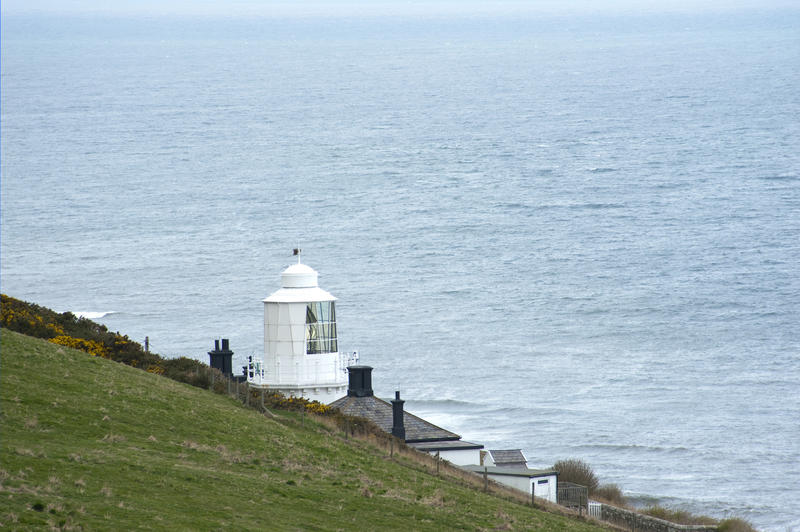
[
  {"x1": 718, "y1": 518, "x2": 757, "y2": 532},
  {"x1": 259, "y1": 392, "x2": 332, "y2": 415},
  {"x1": 162, "y1": 356, "x2": 209, "y2": 386},
  {"x1": 593, "y1": 483, "x2": 625, "y2": 505},
  {"x1": 643, "y1": 505, "x2": 717, "y2": 525},
  {"x1": 552, "y1": 458, "x2": 598, "y2": 494}
]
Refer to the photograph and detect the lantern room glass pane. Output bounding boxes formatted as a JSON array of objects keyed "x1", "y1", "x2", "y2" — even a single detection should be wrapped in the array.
[
  {"x1": 305, "y1": 301, "x2": 337, "y2": 354},
  {"x1": 306, "y1": 304, "x2": 318, "y2": 324}
]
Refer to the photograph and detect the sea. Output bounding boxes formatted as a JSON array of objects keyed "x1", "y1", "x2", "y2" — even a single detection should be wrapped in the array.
[{"x1": 2, "y1": 6, "x2": 799, "y2": 530}]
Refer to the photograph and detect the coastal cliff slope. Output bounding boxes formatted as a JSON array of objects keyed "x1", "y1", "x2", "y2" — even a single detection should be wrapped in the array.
[{"x1": 0, "y1": 329, "x2": 606, "y2": 531}]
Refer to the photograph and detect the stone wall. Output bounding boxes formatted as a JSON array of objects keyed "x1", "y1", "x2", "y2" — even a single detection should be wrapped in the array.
[{"x1": 600, "y1": 504, "x2": 717, "y2": 532}]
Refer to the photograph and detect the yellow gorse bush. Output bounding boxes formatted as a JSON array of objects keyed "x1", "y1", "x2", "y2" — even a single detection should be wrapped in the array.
[
  {"x1": 263, "y1": 393, "x2": 332, "y2": 415},
  {"x1": 2, "y1": 297, "x2": 67, "y2": 337},
  {"x1": 146, "y1": 365, "x2": 165, "y2": 375},
  {"x1": 49, "y1": 335, "x2": 110, "y2": 358}
]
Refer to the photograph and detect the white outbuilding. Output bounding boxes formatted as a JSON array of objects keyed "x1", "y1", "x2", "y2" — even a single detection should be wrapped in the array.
[
  {"x1": 248, "y1": 258, "x2": 352, "y2": 403},
  {"x1": 461, "y1": 465, "x2": 559, "y2": 503}
]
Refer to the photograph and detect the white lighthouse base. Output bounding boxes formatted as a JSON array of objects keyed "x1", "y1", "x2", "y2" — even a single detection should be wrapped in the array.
[{"x1": 253, "y1": 383, "x2": 347, "y2": 405}]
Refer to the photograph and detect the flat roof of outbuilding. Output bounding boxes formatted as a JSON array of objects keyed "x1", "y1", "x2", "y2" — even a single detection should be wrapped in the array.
[
  {"x1": 406, "y1": 440, "x2": 484, "y2": 452},
  {"x1": 460, "y1": 465, "x2": 559, "y2": 478}
]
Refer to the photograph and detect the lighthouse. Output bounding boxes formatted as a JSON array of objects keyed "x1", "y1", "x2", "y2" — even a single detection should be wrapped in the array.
[{"x1": 252, "y1": 256, "x2": 350, "y2": 403}]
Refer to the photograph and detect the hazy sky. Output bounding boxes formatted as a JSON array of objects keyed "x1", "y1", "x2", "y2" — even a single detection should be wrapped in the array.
[{"x1": 2, "y1": 0, "x2": 795, "y2": 17}]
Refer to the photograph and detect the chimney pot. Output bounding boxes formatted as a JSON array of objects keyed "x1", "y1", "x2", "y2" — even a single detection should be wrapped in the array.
[
  {"x1": 391, "y1": 390, "x2": 405, "y2": 440},
  {"x1": 347, "y1": 366, "x2": 374, "y2": 397},
  {"x1": 209, "y1": 339, "x2": 234, "y2": 377}
]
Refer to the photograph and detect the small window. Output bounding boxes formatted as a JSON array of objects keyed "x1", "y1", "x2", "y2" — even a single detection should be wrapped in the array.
[{"x1": 537, "y1": 479, "x2": 549, "y2": 484}]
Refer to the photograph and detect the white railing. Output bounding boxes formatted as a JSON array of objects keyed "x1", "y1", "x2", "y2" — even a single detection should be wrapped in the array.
[
  {"x1": 339, "y1": 350, "x2": 359, "y2": 372},
  {"x1": 588, "y1": 501, "x2": 602, "y2": 519},
  {"x1": 245, "y1": 357, "x2": 266, "y2": 385},
  {"x1": 246, "y1": 350, "x2": 359, "y2": 386}
]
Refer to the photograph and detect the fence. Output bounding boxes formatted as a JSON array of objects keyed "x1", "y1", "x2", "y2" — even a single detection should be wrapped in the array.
[
  {"x1": 584, "y1": 502, "x2": 717, "y2": 532},
  {"x1": 557, "y1": 482, "x2": 589, "y2": 515}
]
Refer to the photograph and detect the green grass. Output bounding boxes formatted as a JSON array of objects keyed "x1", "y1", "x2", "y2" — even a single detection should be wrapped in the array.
[{"x1": 1, "y1": 329, "x2": 607, "y2": 531}]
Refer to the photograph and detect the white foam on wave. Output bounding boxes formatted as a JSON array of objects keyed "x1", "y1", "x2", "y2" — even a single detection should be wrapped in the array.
[{"x1": 71, "y1": 311, "x2": 116, "y2": 320}]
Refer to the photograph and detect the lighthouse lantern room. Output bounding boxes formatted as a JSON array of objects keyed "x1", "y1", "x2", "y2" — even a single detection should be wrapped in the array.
[{"x1": 252, "y1": 257, "x2": 348, "y2": 403}]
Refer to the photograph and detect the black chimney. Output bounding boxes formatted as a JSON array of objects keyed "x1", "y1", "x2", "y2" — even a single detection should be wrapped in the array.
[
  {"x1": 391, "y1": 391, "x2": 405, "y2": 440},
  {"x1": 208, "y1": 338, "x2": 234, "y2": 376},
  {"x1": 347, "y1": 366, "x2": 374, "y2": 397}
]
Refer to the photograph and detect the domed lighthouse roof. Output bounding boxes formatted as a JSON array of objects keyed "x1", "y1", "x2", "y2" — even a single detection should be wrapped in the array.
[
  {"x1": 281, "y1": 263, "x2": 319, "y2": 288},
  {"x1": 263, "y1": 261, "x2": 336, "y2": 303}
]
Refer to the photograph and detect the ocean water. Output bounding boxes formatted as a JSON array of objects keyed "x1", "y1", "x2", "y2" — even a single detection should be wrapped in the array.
[{"x1": 2, "y1": 9, "x2": 799, "y2": 530}]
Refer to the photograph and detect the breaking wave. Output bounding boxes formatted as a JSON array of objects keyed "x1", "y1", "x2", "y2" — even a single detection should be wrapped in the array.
[{"x1": 70, "y1": 311, "x2": 117, "y2": 320}]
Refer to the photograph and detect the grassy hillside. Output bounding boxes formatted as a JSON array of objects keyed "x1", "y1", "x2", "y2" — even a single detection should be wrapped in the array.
[{"x1": 1, "y1": 329, "x2": 606, "y2": 531}]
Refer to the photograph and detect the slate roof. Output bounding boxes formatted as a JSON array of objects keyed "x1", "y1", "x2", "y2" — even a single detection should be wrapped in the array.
[
  {"x1": 329, "y1": 394, "x2": 462, "y2": 443},
  {"x1": 487, "y1": 449, "x2": 528, "y2": 468}
]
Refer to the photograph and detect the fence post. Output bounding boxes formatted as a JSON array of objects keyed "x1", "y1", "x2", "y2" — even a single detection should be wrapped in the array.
[
  {"x1": 436, "y1": 451, "x2": 440, "y2": 476},
  {"x1": 261, "y1": 389, "x2": 265, "y2": 410},
  {"x1": 531, "y1": 485, "x2": 535, "y2": 507},
  {"x1": 483, "y1": 467, "x2": 488, "y2": 492},
  {"x1": 227, "y1": 377, "x2": 231, "y2": 395},
  {"x1": 210, "y1": 368, "x2": 214, "y2": 388},
  {"x1": 245, "y1": 382, "x2": 249, "y2": 406},
  {"x1": 390, "y1": 438, "x2": 394, "y2": 457}
]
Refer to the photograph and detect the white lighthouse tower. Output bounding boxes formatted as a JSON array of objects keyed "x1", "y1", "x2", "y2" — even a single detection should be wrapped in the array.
[{"x1": 253, "y1": 256, "x2": 349, "y2": 403}]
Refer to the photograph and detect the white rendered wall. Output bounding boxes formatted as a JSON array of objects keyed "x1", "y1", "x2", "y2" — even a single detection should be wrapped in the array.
[
  {"x1": 429, "y1": 449, "x2": 482, "y2": 466},
  {"x1": 533, "y1": 474, "x2": 558, "y2": 503},
  {"x1": 273, "y1": 384, "x2": 348, "y2": 404},
  {"x1": 488, "y1": 473, "x2": 531, "y2": 494},
  {"x1": 485, "y1": 473, "x2": 558, "y2": 503}
]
